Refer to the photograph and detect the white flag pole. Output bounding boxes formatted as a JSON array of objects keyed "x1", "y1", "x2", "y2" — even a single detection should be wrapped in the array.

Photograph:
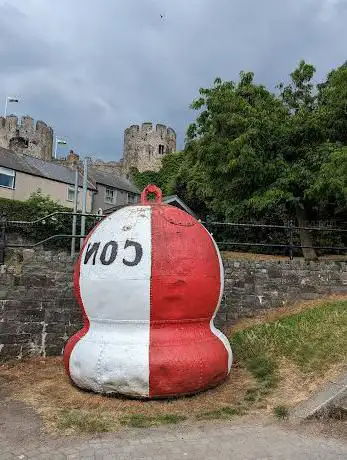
[
  {"x1": 54, "y1": 137, "x2": 67, "y2": 159},
  {"x1": 4, "y1": 97, "x2": 8, "y2": 118},
  {"x1": 4, "y1": 97, "x2": 19, "y2": 117},
  {"x1": 54, "y1": 137, "x2": 58, "y2": 159},
  {"x1": 80, "y1": 158, "x2": 88, "y2": 249}
]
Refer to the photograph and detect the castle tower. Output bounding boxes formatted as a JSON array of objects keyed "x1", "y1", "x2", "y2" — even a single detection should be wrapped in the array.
[
  {"x1": 0, "y1": 115, "x2": 53, "y2": 160},
  {"x1": 123, "y1": 122, "x2": 176, "y2": 173}
]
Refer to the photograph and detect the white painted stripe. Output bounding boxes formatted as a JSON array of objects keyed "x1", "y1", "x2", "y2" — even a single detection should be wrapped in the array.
[
  {"x1": 69, "y1": 206, "x2": 152, "y2": 396},
  {"x1": 201, "y1": 224, "x2": 232, "y2": 372}
]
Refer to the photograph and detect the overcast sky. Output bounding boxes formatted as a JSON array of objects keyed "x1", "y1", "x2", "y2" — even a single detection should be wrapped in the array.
[{"x1": 0, "y1": 0, "x2": 346, "y2": 161}]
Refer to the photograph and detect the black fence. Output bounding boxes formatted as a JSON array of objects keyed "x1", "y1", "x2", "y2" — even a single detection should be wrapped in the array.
[
  {"x1": 0, "y1": 211, "x2": 103, "y2": 262},
  {"x1": 0, "y1": 210, "x2": 346, "y2": 264},
  {"x1": 203, "y1": 218, "x2": 347, "y2": 259}
]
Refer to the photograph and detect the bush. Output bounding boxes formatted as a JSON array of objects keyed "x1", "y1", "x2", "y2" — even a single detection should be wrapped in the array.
[{"x1": 0, "y1": 190, "x2": 99, "y2": 251}]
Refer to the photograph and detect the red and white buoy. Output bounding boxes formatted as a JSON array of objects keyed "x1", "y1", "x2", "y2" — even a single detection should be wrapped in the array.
[{"x1": 64, "y1": 185, "x2": 232, "y2": 398}]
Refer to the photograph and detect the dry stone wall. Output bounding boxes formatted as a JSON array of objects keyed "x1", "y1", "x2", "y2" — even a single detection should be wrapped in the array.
[{"x1": 0, "y1": 249, "x2": 346, "y2": 361}]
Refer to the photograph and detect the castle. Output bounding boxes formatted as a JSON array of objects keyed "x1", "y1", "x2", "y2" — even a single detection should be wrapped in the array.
[
  {"x1": 0, "y1": 116, "x2": 177, "y2": 176},
  {"x1": 0, "y1": 115, "x2": 53, "y2": 161}
]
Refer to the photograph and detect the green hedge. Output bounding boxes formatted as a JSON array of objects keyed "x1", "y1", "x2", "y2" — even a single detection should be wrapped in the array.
[{"x1": 0, "y1": 191, "x2": 99, "y2": 251}]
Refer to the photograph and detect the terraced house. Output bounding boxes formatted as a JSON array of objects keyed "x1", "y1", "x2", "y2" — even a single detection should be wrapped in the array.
[{"x1": 0, "y1": 146, "x2": 140, "y2": 213}]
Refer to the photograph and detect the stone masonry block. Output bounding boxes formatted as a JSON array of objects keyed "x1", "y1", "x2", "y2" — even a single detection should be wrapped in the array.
[
  {"x1": 1, "y1": 248, "x2": 346, "y2": 361},
  {"x1": 0, "y1": 333, "x2": 31, "y2": 344},
  {"x1": 22, "y1": 249, "x2": 35, "y2": 261}
]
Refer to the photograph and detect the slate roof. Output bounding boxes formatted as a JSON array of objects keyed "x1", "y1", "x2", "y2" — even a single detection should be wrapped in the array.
[
  {"x1": 103, "y1": 194, "x2": 197, "y2": 218},
  {"x1": 0, "y1": 147, "x2": 96, "y2": 190},
  {"x1": 163, "y1": 195, "x2": 197, "y2": 218},
  {"x1": 90, "y1": 168, "x2": 140, "y2": 194}
]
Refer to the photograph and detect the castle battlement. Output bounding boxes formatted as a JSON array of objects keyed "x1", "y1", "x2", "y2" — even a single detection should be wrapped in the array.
[
  {"x1": 0, "y1": 115, "x2": 52, "y2": 134},
  {"x1": 124, "y1": 123, "x2": 176, "y2": 139},
  {"x1": 123, "y1": 121, "x2": 177, "y2": 173},
  {"x1": 1, "y1": 113, "x2": 176, "y2": 178},
  {"x1": 0, "y1": 115, "x2": 53, "y2": 161}
]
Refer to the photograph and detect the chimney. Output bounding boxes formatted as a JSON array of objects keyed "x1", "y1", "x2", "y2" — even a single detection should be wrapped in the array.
[{"x1": 67, "y1": 150, "x2": 79, "y2": 167}]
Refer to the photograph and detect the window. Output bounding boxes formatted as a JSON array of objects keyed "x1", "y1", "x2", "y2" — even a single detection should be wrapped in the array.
[
  {"x1": 105, "y1": 187, "x2": 116, "y2": 204},
  {"x1": 0, "y1": 167, "x2": 15, "y2": 189},
  {"x1": 127, "y1": 193, "x2": 138, "y2": 204},
  {"x1": 67, "y1": 186, "x2": 80, "y2": 202},
  {"x1": 158, "y1": 144, "x2": 165, "y2": 155}
]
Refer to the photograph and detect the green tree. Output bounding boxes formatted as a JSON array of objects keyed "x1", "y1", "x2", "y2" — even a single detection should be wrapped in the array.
[
  {"x1": 276, "y1": 61, "x2": 326, "y2": 260},
  {"x1": 184, "y1": 72, "x2": 289, "y2": 217},
  {"x1": 130, "y1": 151, "x2": 184, "y2": 195},
  {"x1": 182, "y1": 62, "x2": 347, "y2": 260},
  {"x1": 318, "y1": 61, "x2": 347, "y2": 144},
  {"x1": 130, "y1": 168, "x2": 162, "y2": 192},
  {"x1": 130, "y1": 151, "x2": 209, "y2": 216}
]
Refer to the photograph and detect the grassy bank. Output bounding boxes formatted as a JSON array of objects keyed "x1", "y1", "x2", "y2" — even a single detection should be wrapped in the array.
[{"x1": 229, "y1": 299, "x2": 347, "y2": 416}]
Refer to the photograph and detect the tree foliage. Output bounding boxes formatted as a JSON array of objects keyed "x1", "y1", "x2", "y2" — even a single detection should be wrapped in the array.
[
  {"x1": 133, "y1": 61, "x2": 346, "y2": 258},
  {"x1": 170, "y1": 61, "x2": 346, "y2": 259},
  {"x1": 130, "y1": 151, "x2": 209, "y2": 215},
  {"x1": 130, "y1": 151, "x2": 182, "y2": 194}
]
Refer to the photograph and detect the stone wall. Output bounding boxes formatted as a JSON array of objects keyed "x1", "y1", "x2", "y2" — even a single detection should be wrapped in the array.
[
  {"x1": 216, "y1": 258, "x2": 347, "y2": 327},
  {"x1": 89, "y1": 159, "x2": 124, "y2": 177},
  {"x1": 0, "y1": 249, "x2": 79, "y2": 361},
  {"x1": 0, "y1": 249, "x2": 346, "y2": 361}
]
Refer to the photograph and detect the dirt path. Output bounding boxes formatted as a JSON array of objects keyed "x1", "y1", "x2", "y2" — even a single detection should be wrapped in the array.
[
  {"x1": 0, "y1": 417, "x2": 346, "y2": 459},
  {"x1": 0, "y1": 391, "x2": 346, "y2": 460},
  {"x1": 0, "y1": 375, "x2": 42, "y2": 446}
]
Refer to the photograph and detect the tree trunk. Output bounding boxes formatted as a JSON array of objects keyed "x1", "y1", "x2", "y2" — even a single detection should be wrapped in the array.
[{"x1": 295, "y1": 204, "x2": 318, "y2": 261}]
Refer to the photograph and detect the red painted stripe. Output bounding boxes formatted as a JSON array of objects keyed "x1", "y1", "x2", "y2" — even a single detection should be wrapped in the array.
[
  {"x1": 149, "y1": 205, "x2": 229, "y2": 397},
  {"x1": 63, "y1": 220, "x2": 102, "y2": 377}
]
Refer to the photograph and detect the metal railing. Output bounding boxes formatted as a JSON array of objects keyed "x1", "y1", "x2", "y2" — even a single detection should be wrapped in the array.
[
  {"x1": 202, "y1": 219, "x2": 347, "y2": 260},
  {"x1": 4, "y1": 211, "x2": 103, "y2": 226},
  {"x1": 1, "y1": 212, "x2": 346, "y2": 264},
  {"x1": 0, "y1": 211, "x2": 104, "y2": 262}
]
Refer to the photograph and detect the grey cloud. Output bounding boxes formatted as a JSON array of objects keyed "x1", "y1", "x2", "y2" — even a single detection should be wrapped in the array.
[
  {"x1": 0, "y1": 3, "x2": 53, "y2": 72},
  {"x1": 0, "y1": 0, "x2": 346, "y2": 160}
]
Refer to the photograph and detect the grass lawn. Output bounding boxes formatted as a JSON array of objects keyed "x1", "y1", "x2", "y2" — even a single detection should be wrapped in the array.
[
  {"x1": 230, "y1": 299, "x2": 347, "y2": 417},
  {"x1": 1, "y1": 297, "x2": 346, "y2": 434},
  {"x1": 232, "y1": 299, "x2": 346, "y2": 374}
]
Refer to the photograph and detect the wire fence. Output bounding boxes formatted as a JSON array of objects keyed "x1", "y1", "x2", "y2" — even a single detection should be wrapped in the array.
[
  {"x1": 0, "y1": 211, "x2": 104, "y2": 261},
  {"x1": 1, "y1": 210, "x2": 346, "y2": 264},
  {"x1": 203, "y1": 218, "x2": 347, "y2": 259}
]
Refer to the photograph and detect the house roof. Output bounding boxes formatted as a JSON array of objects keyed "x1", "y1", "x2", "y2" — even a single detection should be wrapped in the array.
[
  {"x1": 90, "y1": 168, "x2": 140, "y2": 194},
  {"x1": 163, "y1": 195, "x2": 197, "y2": 218},
  {"x1": 103, "y1": 194, "x2": 197, "y2": 218},
  {"x1": 0, "y1": 147, "x2": 96, "y2": 190}
]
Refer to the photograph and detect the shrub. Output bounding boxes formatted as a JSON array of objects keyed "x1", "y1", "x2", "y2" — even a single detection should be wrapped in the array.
[{"x1": 1, "y1": 190, "x2": 99, "y2": 250}]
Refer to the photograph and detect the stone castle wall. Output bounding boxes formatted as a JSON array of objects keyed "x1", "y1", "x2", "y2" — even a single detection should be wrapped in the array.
[
  {"x1": 1, "y1": 116, "x2": 176, "y2": 176},
  {"x1": 53, "y1": 155, "x2": 125, "y2": 178},
  {"x1": 123, "y1": 123, "x2": 176, "y2": 173},
  {"x1": 0, "y1": 115, "x2": 53, "y2": 161},
  {"x1": 87, "y1": 159, "x2": 124, "y2": 177},
  {"x1": 0, "y1": 249, "x2": 346, "y2": 361},
  {"x1": 52, "y1": 122, "x2": 177, "y2": 176}
]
